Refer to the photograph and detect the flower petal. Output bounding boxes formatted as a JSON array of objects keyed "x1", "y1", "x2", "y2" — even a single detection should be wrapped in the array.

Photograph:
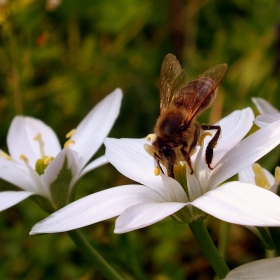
[
  {"x1": 0, "y1": 191, "x2": 34, "y2": 211},
  {"x1": 115, "y1": 202, "x2": 187, "y2": 233},
  {"x1": 211, "y1": 108, "x2": 254, "y2": 165},
  {"x1": 238, "y1": 165, "x2": 274, "y2": 187},
  {"x1": 78, "y1": 155, "x2": 108, "y2": 179},
  {"x1": 7, "y1": 116, "x2": 61, "y2": 168},
  {"x1": 252, "y1": 97, "x2": 279, "y2": 114},
  {"x1": 41, "y1": 148, "x2": 81, "y2": 193},
  {"x1": 209, "y1": 120, "x2": 280, "y2": 188},
  {"x1": 105, "y1": 137, "x2": 167, "y2": 193},
  {"x1": 225, "y1": 257, "x2": 280, "y2": 280},
  {"x1": 69, "y1": 88, "x2": 122, "y2": 170},
  {"x1": 30, "y1": 184, "x2": 164, "y2": 234},
  {"x1": 0, "y1": 156, "x2": 38, "y2": 192},
  {"x1": 192, "y1": 181, "x2": 280, "y2": 226},
  {"x1": 254, "y1": 113, "x2": 280, "y2": 128}
]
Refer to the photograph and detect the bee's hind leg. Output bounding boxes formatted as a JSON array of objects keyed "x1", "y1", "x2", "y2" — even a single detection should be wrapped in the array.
[
  {"x1": 180, "y1": 124, "x2": 200, "y2": 174},
  {"x1": 201, "y1": 125, "x2": 221, "y2": 170}
]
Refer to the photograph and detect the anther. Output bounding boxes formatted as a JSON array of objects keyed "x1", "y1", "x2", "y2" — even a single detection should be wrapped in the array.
[
  {"x1": 64, "y1": 139, "x2": 75, "y2": 148},
  {"x1": 33, "y1": 133, "x2": 45, "y2": 157},
  {"x1": 144, "y1": 144, "x2": 155, "y2": 157},
  {"x1": 198, "y1": 132, "x2": 212, "y2": 146},
  {"x1": 66, "y1": 129, "x2": 76, "y2": 138},
  {"x1": 146, "y1": 134, "x2": 156, "y2": 142},
  {"x1": 275, "y1": 167, "x2": 280, "y2": 183},
  {"x1": 0, "y1": 151, "x2": 12, "y2": 160},
  {"x1": 154, "y1": 166, "x2": 161, "y2": 176},
  {"x1": 252, "y1": 163, "x2": 270, "y2": 190},
  {"x1": 19, "y1": 154, "x2": 29, "y2": 163},
  {"x1": 44, "y1": 156, "x2": 53, "y2": 165}
]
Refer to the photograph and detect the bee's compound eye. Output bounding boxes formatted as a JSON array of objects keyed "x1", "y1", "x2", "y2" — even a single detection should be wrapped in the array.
[{"x1": 160, "y1": 144, "x2": 175, "y2": 163}]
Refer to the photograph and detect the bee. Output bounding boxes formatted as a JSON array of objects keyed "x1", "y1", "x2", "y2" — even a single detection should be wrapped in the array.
[{"x1": 149, "y1": 53, "x2": 227, "y2": 178}]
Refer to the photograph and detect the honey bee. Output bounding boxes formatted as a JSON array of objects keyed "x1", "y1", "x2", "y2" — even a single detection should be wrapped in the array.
[{"x1": 150, "y1": 53, "x2": 227, "y2": 178}]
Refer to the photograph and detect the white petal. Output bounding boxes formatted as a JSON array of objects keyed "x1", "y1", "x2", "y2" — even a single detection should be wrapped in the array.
[
  {"x1": 115, "y1": 202, "x2": 187, "y2": 233},
  {"x1": 0, "y1": 191, "x2": 34, "y2": 211},
  {"x1": 161, "y1": 175, "x2": 189, "y2": 202},
  {"x1": 238, "y1": 165, "x2": 255, "y2": 184},
  {"x1": 252, "y1": 97, "x2": 279, "y2": 114},
  {"x1": 209, "y1": 120, "x2": 280, "y2": 188},
  {"x1": 187, "y1": 167, "x2": 203, "y2": 201},
  {"x1": 41, "y1": 148, "x2": 80, "y2": 192},
  {"x1": 225, "y1": 257, "x2": 280, "y2": 280},
  {"x1": 78, "y1": 155, "x2": 108, "y2": 178},
  {"x1": 192, "y1": 181, "x2": 280, "y2": 226},
  {"x1": 30, "y1": 184, "x2": 163, "y2": 234},
  {"x1": 254, "y1": 113, "x2": 280, "y2": 128},
  {"x1": 70, "y1": 89, "x2": 122, "y2": 170},
  {"x1": 7, "y1": 116, "x2": 61, "y2": 168},
  {"x1": 211, "y1": 108, "x2": 254, "y2": 165},
  {"x1": 238, "y1": 165, "x2": 274, "y2": 187},
  {"x1": 193, "y1": 108, "x2": 254, "y2": 170},
  {"x1": 105, "y1": 137, "x2": 167, "y2": 193},
  {"x1": 0, "y1": 156, "x2": 38, "y2": 192}
]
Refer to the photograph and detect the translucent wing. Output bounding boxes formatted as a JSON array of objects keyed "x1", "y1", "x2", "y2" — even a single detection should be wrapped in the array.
[
  {"x1": 172, "y1": 64, "x2": 228, "y2": 124},
  {"x1": 159, "y1": 54, "x2": 189, "y2": 114}
]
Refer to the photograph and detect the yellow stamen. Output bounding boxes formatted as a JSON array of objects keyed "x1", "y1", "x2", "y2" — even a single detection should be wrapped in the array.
[
  {"x1": 44, "y1": 156, "x2": 53, "y2": 165},
  {"x1": 146, "y1": 134, "x2": 156, "y2": 142},
  {"x1": 198, "y1": 132, "x2": 212, "y2": 146},
  {"x1": 275, "y1": 166, "x2": 280, "y2": 183},
  {"x1": 252, "y1": 163, "x2": 270, "y2": 190},
  {"x1": 33, "y1": 133, "x2": 45, "y2": 157},
  {"x1": 154, "y1": 166, "x2": 161, "y2": 176},
  {"x1": 19, "y1": 154, "x2": 29, "y2": 163},
  {"x1": 144, "y1": 143, "x2": 155, "y2": 157},
  {"x1": 0, "y1": 151, "x2": 12, "y2": 160},
  {"x1": 66, "y1": 129, "x2": 76, "y2": 138},
  {"x1": 64, "y1": 139, "x2": 75, "y2": 148}
]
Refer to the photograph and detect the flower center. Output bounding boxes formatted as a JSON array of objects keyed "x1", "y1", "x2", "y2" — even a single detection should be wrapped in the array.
[{"x1": 33, "y1": 133, "x2": 54, "y2": 175}]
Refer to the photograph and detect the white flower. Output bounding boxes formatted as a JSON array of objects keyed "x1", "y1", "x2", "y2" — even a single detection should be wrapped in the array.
[
  {"x1": 238, "y1": 162, "x2": 280, "y2": 248},
  {"x1": 252, "y1": 97, "x2": 280, "y2": 128},
  {"x1": 0, "y1": 88, "x2": 122, "y2": 212},
  {"x1": 30, "y1": 108, "x2": 280, "y2": 235},
  {"x1": 224, "y1": 257, "x2": 280, "y2": 280}
]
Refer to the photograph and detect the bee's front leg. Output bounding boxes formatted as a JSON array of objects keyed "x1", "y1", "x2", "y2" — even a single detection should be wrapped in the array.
[{"x1": 201, "y1": 125, "x2": 221, "y2": 170}]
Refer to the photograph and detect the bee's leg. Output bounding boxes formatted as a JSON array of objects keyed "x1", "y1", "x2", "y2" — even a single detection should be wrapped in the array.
[
  {"x1": 167, "y1": 165, "x2": 174, "y2": 178},
  {"x1": 180, "y1": 146, "x2": 194, "y2": 174},
  {"x1": 181, "y1": 124, "x2": 200, "y2": 174},
  {"x1": 201, "y1": 125, "x2": 221, "y2": 169},
  {"x1": 154, "y1": 153, "x2": 165, "y2": 175}
]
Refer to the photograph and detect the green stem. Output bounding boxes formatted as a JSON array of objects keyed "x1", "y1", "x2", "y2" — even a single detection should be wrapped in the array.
[
  {"x1": 189, "y1": 220, "x2": 230, "y2": 279},
  {"x1": 68, "y1": 229, "x2": 124, "y2": 280}
]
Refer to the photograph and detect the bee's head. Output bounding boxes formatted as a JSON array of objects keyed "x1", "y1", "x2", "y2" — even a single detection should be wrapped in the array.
[{"x1": 153, "y1": 137, "x2": 176, "y2": 167}]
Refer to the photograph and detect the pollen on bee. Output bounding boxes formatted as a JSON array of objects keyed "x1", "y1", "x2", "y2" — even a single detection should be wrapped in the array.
[
  {"x1": 146, "y1": 134, "x2": 156, "y2": 142},
  {"x1": 198, "y1": 132, "x2": 212, "y2": 146},
  {"x1": 154, "y1": 166, "x2": 161, "y2": 176},
  {"x1": 19, "y1": 154, "x2": 29, "y2": 163},
  {"x1": 64, "y1": 139, "x2": 75, "y2": 148},
  {"x1": 66, "y1": 129, "x2": 76, "y2": 138},
  {"x1": 0, "y1": 151, "x2": 12, "y2": 160}
]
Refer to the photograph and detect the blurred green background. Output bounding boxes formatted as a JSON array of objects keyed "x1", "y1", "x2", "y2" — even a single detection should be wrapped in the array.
[{"x1": 0, "y1": 0, "x2": 279, "y2": 279}]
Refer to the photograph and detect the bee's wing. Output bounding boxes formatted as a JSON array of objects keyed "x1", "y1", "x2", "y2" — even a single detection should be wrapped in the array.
[
  {"x1": 178, "y1": 64, "x2": 228, "y2": 124},
  {"x1": 159, "y1": 54, "x2": 188, "y2": 114}
]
